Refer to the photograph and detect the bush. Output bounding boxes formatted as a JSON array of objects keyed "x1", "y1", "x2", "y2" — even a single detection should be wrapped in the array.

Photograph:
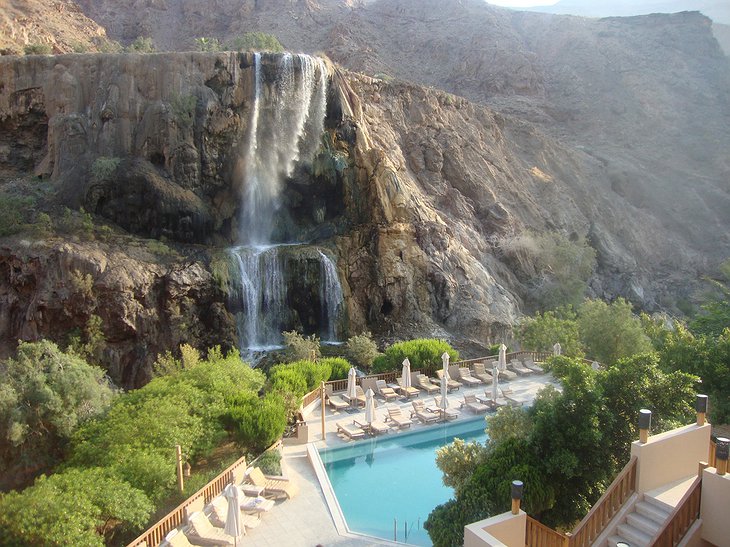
[
  {"x1": 226, "y1": 32, "x2": 284, "y2": 52},
  {"x1": 24, "y1": 43, "x2": 52, "y2": 55},
  {"x1": 127, "y1": 37, "x2": 155, "y2": 53},
  {"x1": 371, "y1": 339, "x2": 459, "y2": 374},
  {"x1": 344, "y1": 332, "x2": 380, "y2": 371},
  {"x1": 225, "y1": 393, "x2": 287, "y2": 454},
  {"x1": 282, "y1": 330, "x2": 321, "y2": 361},
  {"x1": 194, "y1": 37, "x2": 221, "y2": 52},
  {"x1": 91, "y1": 156, "x2": 120, "y2": 182},
  {"x1": 255, "y1": 450, "x2": 282, "y2": 475}
]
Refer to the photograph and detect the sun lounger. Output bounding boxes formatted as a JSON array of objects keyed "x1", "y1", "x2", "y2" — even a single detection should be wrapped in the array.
[
  {"x1": 164, "y1": 528, "x2": 197, "y2": 547},
  {"x1": 411, "y1": 400, "x2": 439, "y2": 423},
  {"x1": 460, "y1": 393, "x2": 489, "y2": 413},
  {"x1": 450, "y1": 365, "x2": 481, "y2": 386},
  {"x1": 436, "y1": 369, "x2": 462, "y2": 391},
  {"x1": 324, "y1": 385, "x2": 349, "y2": 411},
  {"x1": 413, "y1": 373, "x2": 440, "y2": 394},
  {"x1": 472, "y1": 363, "x2": 493, "y2": 385},
  {"x1": 396, "y1": 377, "x2": 420, "y2": 398},
  {"x1": 187, "y1": 510, "x2": 236, "y2": 545},
  {"x1": 208, "y1": 497, "x2": 262, "y2": 532},
  {"x1": 490, "y1": 360, "x2": 517, "y2": 381},
  {"x1": 247, "y1": 466, "x2": 297, "y2": 499},
  {"x1": 237, "y1": 489, "x2": 275, "y2": 514},
  {"x1": 354, "y1": 418, "x2": 390, "y2": 435},
  {"x1": 433, "y1": 396, "x2": 460, "y2": 420},
  {"x1": 522, "y1": 358, "x2": 544, "y2": 374},
  {"x1": 336, "y1": 421, "x2": 366, "y2": 440},
  {"x1": 508, "y1": 359, "x2": 533, "y2": 376},
  {"x1": 385, "y1": 406, "x2": 413, "y2": 428},
  {"x1": 375, "y1": 379, "x2": 398, "y2": 401}
]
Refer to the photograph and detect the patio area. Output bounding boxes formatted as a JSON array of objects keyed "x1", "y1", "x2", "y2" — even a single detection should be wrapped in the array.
[{"x1": 235, "y1": 371, "x2": 559, "y2": 546}]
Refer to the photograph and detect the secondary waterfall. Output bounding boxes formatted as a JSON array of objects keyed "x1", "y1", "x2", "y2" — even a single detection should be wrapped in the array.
[{"x1": 229, "y1": 53, "x2": 343, "y2": 354}]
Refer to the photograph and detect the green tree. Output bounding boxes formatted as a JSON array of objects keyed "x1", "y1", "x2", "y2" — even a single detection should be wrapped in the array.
[
  {"x1": 127, "y1": 37, "x2": 155, "y2": 53},
  {"x1": 0, "y1": 468, "x2": 152, "y2": 546},
  {"x1": 226, "y1": 32, "x2": 284, "y2": 52},
  {"x1": 691, "y1": 260, "x2": 730, "y2": 338},
  {"x1": 519, "y1": 306, "x2": 583, "y2": 357},
  {"x1": 578, "y1": 298, "x2": 651, "y2": 364},
  {"x1": 0, "y1": 341, "x2": 114, "y2": 490},
  {"x1": 344, "y1": 332, "x2": 381, "y2": 370},
  {"x1": 282, "y1": 330, "x2": 321, "y2": 361},
  {"x1": 194, "y1": 37, "x2": 222, "y2": 51}
]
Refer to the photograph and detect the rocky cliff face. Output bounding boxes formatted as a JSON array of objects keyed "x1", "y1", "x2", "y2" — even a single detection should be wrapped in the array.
[{"x1": 1, "y1": 11, "x2": 729, "y2": 384}]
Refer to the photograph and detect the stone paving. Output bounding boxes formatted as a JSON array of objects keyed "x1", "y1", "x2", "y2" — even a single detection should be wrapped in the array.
[{"x1": 236, "y1": 372, "x2": 559, "y2": 546}]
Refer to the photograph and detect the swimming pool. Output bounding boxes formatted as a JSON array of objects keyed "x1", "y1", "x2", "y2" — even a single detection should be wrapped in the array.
[{"x1": 318, "y1": 417, "x2": 488, "y2": 545}]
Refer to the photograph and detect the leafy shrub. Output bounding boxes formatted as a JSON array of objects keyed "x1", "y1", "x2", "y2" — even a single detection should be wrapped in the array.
[
  {"x1": 254, "y1": 449, "x2": 281, "y2": 476},
  {"x1": 170, "y1": 94, "x2": 197, "y2": 129},
  {"x1": 344, "y1": 332, "x2": 380, "y2": 371},
  {"x1": 24, "y1": 43, "x2": 52, "y2": 55},
  {"x1": 91, "y1": 156, "x2": 120, "y2": 182},
  {"x1": 371, "y1": 338, "x2": 459, "y2": 374},
  {"x1": 321, "y1": 357, "x2": 351, "y2": 380},
  {"x1": 194, "y1": 37, "x2": 221, "y2": 52},
  {"x1": 225, "y1": 393, "x2": 287, "y2": 453},
  {"x1": 282, "y1": 330, "x2": 321, "y2": 361},
  {"x1": 226, "y1": 32, "x2": 284, "y2": 52},
  {"x1": 127, "y1": 36, "x2": 155, "y2": 53}
]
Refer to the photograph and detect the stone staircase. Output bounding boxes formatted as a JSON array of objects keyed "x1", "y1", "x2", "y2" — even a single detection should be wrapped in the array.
[{"x1": 606, "y1": 495, "x2": 671, "y2": 546}]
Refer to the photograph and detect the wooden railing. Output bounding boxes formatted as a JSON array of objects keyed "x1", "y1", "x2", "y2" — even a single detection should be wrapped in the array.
[
  {"x1": 651, "y1": 475, "x2": 702, "y2": 547},
  {"x1": 126, "y1": 453, "x2": 249, "y2": 547},
  {"x1": 567, "y1": 456, "x2": 638, "y2": 547},
  {"x1": 526, "y1": 516, "x2": 568, "y2": 547}
]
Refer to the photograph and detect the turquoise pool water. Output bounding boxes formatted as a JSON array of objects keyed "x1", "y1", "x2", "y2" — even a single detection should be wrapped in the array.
[{"x1": 319, "y1": 417, "x2": 488, "y2": 546}]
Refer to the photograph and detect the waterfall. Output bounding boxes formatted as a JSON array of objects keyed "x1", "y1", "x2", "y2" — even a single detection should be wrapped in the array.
[
  {"x1": 229, "y1": 53, "x2": 343, "y2": 355},
  {"x1": 318, "y1": 250, "x2": 344, "y2": 343}
]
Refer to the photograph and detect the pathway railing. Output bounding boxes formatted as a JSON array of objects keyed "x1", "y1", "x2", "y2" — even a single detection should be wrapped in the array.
[
  {"x1": 651, "y1": 474, "x2": 702, "y2": 547},
  {"x1": 126, "y1": 453, "x2": 249, "y2": 547},
  {"x1": 566, "y1": 456, "x2": 638, "y2": 547},
  {"x1": 526, "y1": 516, "x2": 569, "y2": 547}
]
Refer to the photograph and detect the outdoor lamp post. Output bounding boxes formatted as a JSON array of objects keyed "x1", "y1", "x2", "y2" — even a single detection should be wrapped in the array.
[
  {"x1": 638, "y1": 409, "x2": 651, "y2": 444},
  {"x1": 696, "y1": 394, "x2": 708, "y2": 426},
  {"x1": 716, "y1": 437, "x2": 729, "y2": 476},
  {"x1": 511, "y1": 480, "x2": 524, "y2": 515}
]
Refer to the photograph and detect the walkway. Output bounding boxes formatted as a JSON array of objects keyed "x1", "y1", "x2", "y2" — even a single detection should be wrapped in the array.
[{"x1": 237, "y1": 372, "x2": 558, "y2": 546}]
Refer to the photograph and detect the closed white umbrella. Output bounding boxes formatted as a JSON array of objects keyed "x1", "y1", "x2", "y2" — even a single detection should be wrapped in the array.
[
  {"x1": 491, "y1": 364, "x2": 499, "y2": 404},
  {"x1": 223, "y1": 483, "x2": 242, "y2": 547},
  {"x1": 347, "y1": 366, "x2": 357, "y2": 407},
  {"x1": 498, "y1": 343, "x2": 507, "y2": 372},
  {"x1": 553, "y1": 342, "x2": 562, "y2": 356},
  {"x1": 402, "y1": 359, "x2": 412, "y2": 390},
  {"x1": 439, "y1": 374, "x2": 449, "y2": 421},
  {"x1": 365, "y1": 388, "x2": 375, "y2": 432}
]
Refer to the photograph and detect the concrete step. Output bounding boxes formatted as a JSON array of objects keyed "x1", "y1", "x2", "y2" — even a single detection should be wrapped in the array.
[
  {"x1": 616, "y1": 522, "x2": 653, "y2": 546},
  {"x1": 635, "y1": 499, "x2": 671, "y2": 525},
  {"x1": 627, "y1": 512, "x2": 662, "y2": 536}
]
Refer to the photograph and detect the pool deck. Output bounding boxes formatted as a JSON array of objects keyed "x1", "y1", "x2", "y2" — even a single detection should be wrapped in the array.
[{"x1": 238, "y1": 372, "x2": 559, "y2": 546}]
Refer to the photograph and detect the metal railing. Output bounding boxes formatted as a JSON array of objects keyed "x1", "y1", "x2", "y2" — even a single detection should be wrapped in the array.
[
  {"x1": 126, "y1": 454, "x2": 248, "y2": 547},
  {"x1": 526, "y1": 516, "x2": 569, "y2": 547},
  {"x1": 651, "y1": 475, "x2": 702, "y2": 547},
  {"x1": 566, "y1": 456, "x2": 638, "y2": 547}
]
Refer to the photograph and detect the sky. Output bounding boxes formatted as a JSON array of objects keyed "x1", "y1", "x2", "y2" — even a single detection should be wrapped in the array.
[{"x1": 486, "y1": 0, "x2": 559, "y2": 6}]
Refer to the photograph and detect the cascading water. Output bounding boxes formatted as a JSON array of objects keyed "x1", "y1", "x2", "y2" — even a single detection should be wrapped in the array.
[{"x1": 229, "y1": 53, "x2": 343, "y2": 355}]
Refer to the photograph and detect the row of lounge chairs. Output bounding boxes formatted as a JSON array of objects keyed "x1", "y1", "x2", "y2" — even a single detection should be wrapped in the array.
[{"x1": 161, "y1": 465, "x2": 296, "y2": 546}]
